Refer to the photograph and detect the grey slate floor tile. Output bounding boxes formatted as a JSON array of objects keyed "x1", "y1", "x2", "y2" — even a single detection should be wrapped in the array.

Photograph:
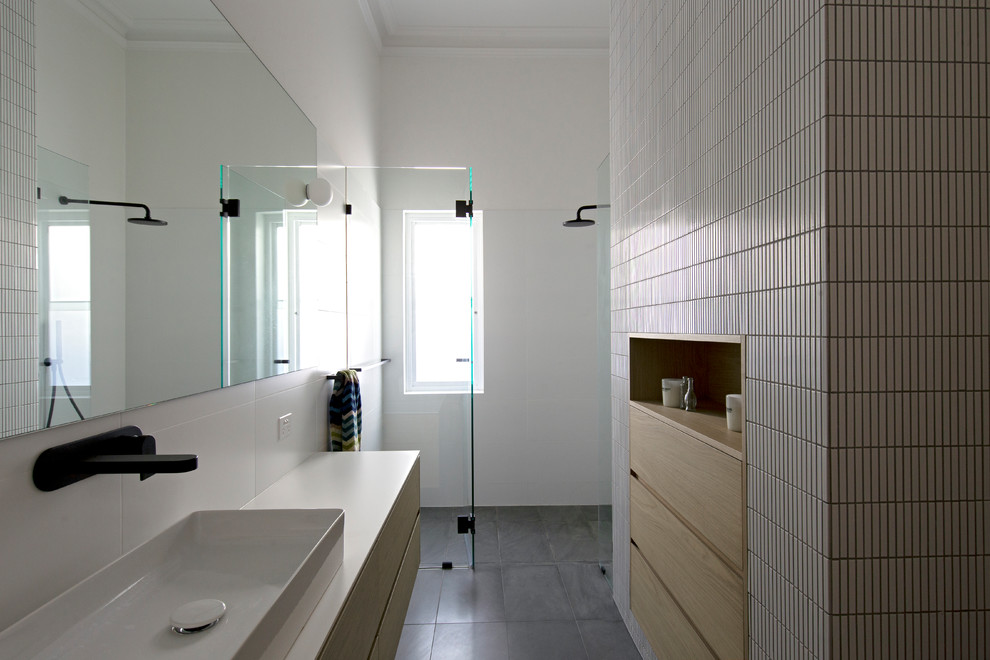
[
  {"x1": 432, "y1": 622, "x2": 509, "y2": 660},
  {"x1": 496, "y1": 505, "x2": 542, "y2": 522},
  {"x1": 413, "y1": 507, "x2": 630, "y2": 659},
  {"x1": 436, "y1": 565, "x2": 505, "y2": 623},
  {"x1": 577, "y1": 620, "x2": 642, "y2": 660},
  {"x1": 395, "y1": 624, "x2": 434, "y2": 660},
  {"x1": 539, "y1": 504, "x2": 599, "y2": 523},
  {"x1": 498, "y1": 520, "x2": 553, "y2": 563},
  {"x1": 506, "y1": 620, "x2": 590, "y2": 660},
  {"x1": 473, "y1": 520, "x2": 501, "y2": 564},
  {"x1": 546, "y1": 521, "x2": 600, "y2": 561},
  {"x1": 501, "y1": 564, "x2": 573, "y2": 622},
  {"x1": 405, "y1": 569, "x2": 443, "y2": 624},
  {"x1": 556, "y1": 562, "x2": 621, "y2": 621}
]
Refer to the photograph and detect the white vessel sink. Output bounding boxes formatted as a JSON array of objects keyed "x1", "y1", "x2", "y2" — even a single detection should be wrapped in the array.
[{"x1": 0, "y1": 508, "x2": 344, "y2": 659}]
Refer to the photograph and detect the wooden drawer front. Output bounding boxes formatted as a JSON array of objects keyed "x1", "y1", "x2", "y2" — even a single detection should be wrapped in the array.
[
  {"x1": 629, "y1": 407, "x2": 743, "y2": 569},
  {"x1": 320, "y1": 460, "x2": 421, "y2": 660},
  {"x1": 377, "y1": 516, "x2": 421, "y2": 660},
  {"x1": 631, "y1": 544, "x2": 717, "y2": 660},
  {"x1": 371, "y1": 461, "x2": 421, "y2": 607},
  {"x1": 631, "y1": 477, "x2": 745, "y2": 660}
]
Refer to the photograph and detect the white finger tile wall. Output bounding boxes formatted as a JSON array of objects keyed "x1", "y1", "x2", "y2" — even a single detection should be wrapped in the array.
[
  {"x1": 0, "y1": 0, "x2": 39, "y2": 438},
  {"x1": 826, "y1": 2, "x2": 989, "y2": 659},
  {"x1": 610, "y1": 0, "x2": 988, "y2": 659}
]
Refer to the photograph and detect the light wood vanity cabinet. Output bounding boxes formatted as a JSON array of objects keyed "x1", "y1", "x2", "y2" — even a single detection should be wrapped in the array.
[
  {"x1": 628, "y1": 334, "x2": 747, "y2": 660},
  {"x1": 318, "y1": 463, "x2": 421, "y2": 660}
]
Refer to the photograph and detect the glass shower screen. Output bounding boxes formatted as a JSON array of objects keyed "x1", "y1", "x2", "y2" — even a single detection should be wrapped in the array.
[{"x1": 371, "y1": 166, "x2": 478, "y2": 569}]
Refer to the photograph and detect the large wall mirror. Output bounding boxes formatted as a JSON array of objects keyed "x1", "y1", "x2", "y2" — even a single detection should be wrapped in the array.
[{"x1": 3, "y1": 0, "x2": 322, "y2": 440}]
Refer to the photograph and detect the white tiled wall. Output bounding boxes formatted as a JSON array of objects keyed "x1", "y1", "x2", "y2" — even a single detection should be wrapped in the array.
[
  {"x1": 610, "y1": 2, "x2": 830, "y2": 656},
  {"x1": 611, "y1": 0, "x2": 988, "y2": 659},
  {"x1": 0, "y1": 0, "x2": 38, "y2": 437},
  {"x1": 825, "y1": 3, "x2": 989, "y2": 658}
]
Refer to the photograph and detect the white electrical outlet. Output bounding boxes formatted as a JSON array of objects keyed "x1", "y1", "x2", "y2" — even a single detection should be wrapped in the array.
[{"x1": 278, "y1": 413, "x2": 292, "y2": 442}]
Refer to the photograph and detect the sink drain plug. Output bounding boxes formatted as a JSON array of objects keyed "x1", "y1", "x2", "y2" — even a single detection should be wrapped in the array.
[{"x1": 170, "y1": 598, "x2": 227, "y2": 634}]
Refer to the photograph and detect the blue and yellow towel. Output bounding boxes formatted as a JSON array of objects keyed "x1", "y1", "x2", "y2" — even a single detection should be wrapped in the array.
[{"x1": 328, "y1": 370, "x2": 362, "y2": 451}]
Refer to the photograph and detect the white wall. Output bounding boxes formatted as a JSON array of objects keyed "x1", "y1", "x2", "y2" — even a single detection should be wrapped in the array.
[
  {"x1": 212, "y1": 0, "x2": 382, "y2": 167},
  {"x1": 380, "y1": 53, "x2": 609, "y2": 505}
]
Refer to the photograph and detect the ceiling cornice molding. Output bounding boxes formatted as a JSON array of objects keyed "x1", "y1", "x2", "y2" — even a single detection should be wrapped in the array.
[
  {"x1": 382, "y1": 45, "x2": 608, "y2": 59},
  {"x1": 383, "y1": 26, "x2": 608, "y2": 50},
  {"x1": 355, "y1": 0, "x2": 384, "y2": 51},
  {"x1": 362, "y1": 0, "x2": 607, "y2": 51},
  {"x1": 72, "y1": 0, "x2": 129, "y2": 45},
  {"x1": 126, "y1": 40, "x2": 249, "y2": 54},
  {"x1": 74, "y1": 0, "x2": 238, "y2": 46},
  {"x1": 376, "y1": 0, "x2": 401, "y2": 36},
  {"x1": 125, "y1": 18, "x2": 239, "y2": 44}
]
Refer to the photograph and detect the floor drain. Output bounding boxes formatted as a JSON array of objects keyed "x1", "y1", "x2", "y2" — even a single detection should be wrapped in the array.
[{"x1": 170, "y1": 599, "x2": 227, "y2": 635}]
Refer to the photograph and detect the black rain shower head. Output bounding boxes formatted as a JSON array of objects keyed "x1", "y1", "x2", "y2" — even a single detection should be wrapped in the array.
[
  {"x1": 58, "y1": 196, "x2": 167, "y2": 227},
  {"x1": 563, "y1": 204, "x2": 610, "y2": 228}
]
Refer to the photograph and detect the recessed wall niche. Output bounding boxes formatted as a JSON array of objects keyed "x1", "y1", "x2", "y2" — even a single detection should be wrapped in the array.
[
  {"x1": 628, "y1": 333, "x2": 748, "y2": 659},
  {"x1": 628, "y1": 334, "x2": 744, "y2": 454}
]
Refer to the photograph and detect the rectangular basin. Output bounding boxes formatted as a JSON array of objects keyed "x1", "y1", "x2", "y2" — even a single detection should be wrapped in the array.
[{"x1": 0, "y1": 508, "x2": 344, "y2": 659}]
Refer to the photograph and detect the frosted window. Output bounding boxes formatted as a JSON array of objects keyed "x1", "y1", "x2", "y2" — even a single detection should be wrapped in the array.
[
  {"x1": 46, "y1": 225, "x2": 91, "y2": 386},
  {"x1": 48, "y1": 225, "x2": 90, "y2": 301},
  {"x1": 404, "y1": 211, "x2": 484, "y2": 394}
]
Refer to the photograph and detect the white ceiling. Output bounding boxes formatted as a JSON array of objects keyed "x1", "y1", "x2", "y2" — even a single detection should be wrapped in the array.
[
  {"x1": 364, "y1": 0, "x2": 610, "y2": 49},
  {"x1": 77, "y1": 0, "x2": 609, "y2": 50}
]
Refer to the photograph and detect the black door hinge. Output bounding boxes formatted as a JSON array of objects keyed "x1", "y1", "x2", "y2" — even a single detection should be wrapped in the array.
[
  {"x1": 455, "y1": 199, "x2": 473, "y2": 218},
  {"x1": 220, "y1": 198, "x2": 240, "y2": 218},
  {"x1": 457, "y1": 514, "x2": 476, "y2": 534}
]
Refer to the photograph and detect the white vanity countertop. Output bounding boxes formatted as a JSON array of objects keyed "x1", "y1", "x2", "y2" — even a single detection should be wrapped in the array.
[{"x1": 241, "y1": 450, "x2": 420, "y2": 660}]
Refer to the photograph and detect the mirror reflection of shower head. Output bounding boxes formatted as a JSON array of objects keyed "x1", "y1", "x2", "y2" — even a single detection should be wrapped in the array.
[
  {"x1": 563, "y1": 204, "x2": 610, "y2": 228},
  {"x1": 58, "y1": 196, "x2": 167, "y2": 226}
]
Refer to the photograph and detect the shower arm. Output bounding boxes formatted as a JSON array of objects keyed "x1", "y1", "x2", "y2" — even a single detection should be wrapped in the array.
[
  {"x1": 576, "y1": 203, "x2": 611, "y2": 219},
  {"x1": 576, "y1": 204, "x2": 599, "y2": 218},
  {"x1": 58, "y1": 196, "x2": 152, "y2": 220}
]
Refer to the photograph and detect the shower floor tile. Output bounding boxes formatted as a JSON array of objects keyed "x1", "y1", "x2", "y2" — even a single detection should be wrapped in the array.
[{"x1": 401, "y1": 506, "x2": 635, "y2": 659}]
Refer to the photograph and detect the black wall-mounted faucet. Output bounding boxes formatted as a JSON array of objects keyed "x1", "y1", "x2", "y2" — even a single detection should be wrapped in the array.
[{"x1": 33, "y1": 426, "x2": 198, "y2": 492}]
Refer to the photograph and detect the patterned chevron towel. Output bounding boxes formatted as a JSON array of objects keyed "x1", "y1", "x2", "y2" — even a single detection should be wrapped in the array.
[{"x1": 328, "y1": 370, "x2": 362, "y2": 451}]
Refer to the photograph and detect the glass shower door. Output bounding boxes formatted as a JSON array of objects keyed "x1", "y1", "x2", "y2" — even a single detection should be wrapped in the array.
[
  {"x1": 596, "y1": 155, "x2": 613, "y2": 585},
  {"x1": 371, "y1": 166, "x2": 478, "y2": 569}
]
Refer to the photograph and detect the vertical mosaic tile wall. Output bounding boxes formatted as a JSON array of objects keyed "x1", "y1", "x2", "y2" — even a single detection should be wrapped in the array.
[
  {"x1": 610, "y1": 1, "x2": 830, "y2": 657},
  {"x1": 825, "y1": 2, "x2": 989, "y2": 658},
  {"x1": 0, "y1": 0, "x2": 38, "y2": 437},
  {"x1": 611, "y1": 0, "x2": 988, "y2": 658}
]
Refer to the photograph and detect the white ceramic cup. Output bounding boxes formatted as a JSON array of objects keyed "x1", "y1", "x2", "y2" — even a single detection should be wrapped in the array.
[
  {"x1": 661, "y1": 378, "x2": 683, "y2": 407},
  {"x1": 725, "y1": 394, "x2": 743, "y2": 432}
]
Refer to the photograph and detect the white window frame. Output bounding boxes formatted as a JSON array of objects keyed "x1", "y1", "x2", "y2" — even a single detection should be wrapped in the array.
[{"x1": 403, "y1": 210, "x2": 484, "y2": 395}]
